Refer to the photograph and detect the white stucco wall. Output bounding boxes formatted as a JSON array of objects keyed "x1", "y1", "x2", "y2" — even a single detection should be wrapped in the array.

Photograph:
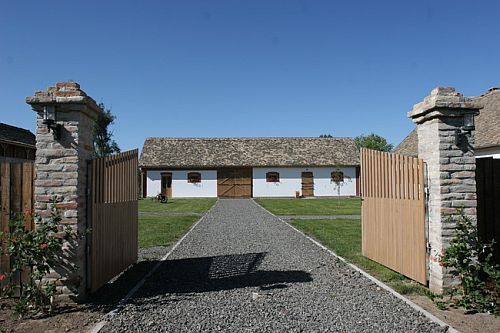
[
  {"x1": 146, "y1": 170, "x2": 217, "y2": 198},
  {"x1": 252, "y1": 167, "x2": 357, "y2": 197},
  {"x1": 475, "y1": 148, "x2": 500, "y2": 159}
]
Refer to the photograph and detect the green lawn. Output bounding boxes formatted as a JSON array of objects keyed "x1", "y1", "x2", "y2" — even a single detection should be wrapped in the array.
[
  {"x1": 139, "y1": 216, "x2": 199, "y2": 248},
  {"x1": 138, "y1": 198, "x2": 216, "y2": 248},
  {"x1": 255, "y1": 197, "x2": 361, "y2": 215},
  {"x1": 290, "y1": 218, "x2": 427, "y2": 295},
  {"x1": 138, "y1": 198, "x2": 217, "y2": 214}
]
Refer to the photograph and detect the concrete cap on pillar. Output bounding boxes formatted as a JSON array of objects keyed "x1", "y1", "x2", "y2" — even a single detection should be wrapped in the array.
[
  {"x1": 408, "y1": 87, "x2": 481, "y2": 124},
  {"x1": 26, "y1": 82, "x2": 102, "y2": 118}
]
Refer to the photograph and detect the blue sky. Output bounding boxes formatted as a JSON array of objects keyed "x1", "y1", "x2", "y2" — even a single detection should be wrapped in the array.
[{"x1": 1, "y1": 1, "x2": 499, "y2": 152}]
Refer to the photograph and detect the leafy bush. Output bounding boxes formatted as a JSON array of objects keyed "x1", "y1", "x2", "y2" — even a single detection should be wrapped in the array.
[
  {"x1": 0, "y1": 201, "x2": 76, "y2": 316},
  {"x1": 438, "y1": 209, "x2": 499, "y2": 314}
]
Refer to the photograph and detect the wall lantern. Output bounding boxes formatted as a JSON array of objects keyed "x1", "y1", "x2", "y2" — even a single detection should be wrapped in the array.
[
  {"x1": 43, "y1": 105, "x2": 62, "y2": 140},
  {"x1": 455, "y1": 113, "x2": 475, "y2": 146}
]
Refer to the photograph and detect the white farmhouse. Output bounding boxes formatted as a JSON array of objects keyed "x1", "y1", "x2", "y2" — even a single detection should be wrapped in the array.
[{"x1": 139, "y1": 137, "x2": 360, "y2": 198}]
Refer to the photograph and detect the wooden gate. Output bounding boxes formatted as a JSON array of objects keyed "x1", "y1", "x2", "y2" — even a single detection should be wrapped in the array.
[
  {"x1": 361, "y1": 148, "x2": 427, "y2": 284},
  {"x1": 476, "y1": 157, "x2": 500, "y2": 263},
  {"x1": 217, "y1": 168, "x2": 252, "y2": 198},
  {"x1": 301, "y1": 172, "x2": 314, "y2": 197},
  {"x1": 88, "y1": 150, "x2": 138, "y2": 293},
  {"x1": 0, "y1": 161, "x2": 34, "y2": 289}
]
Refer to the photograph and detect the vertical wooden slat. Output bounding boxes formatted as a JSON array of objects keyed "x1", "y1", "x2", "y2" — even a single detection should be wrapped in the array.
[
  {"x1": 22, "y1": 163, "x2": 33, "y2": 229},
  {"x1": 0, "y1": 163, "x2": 11, "y2": 283}
]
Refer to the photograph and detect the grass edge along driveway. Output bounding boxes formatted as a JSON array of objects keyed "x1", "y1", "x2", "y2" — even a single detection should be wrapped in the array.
[
  {"x1": 255, "y1": 197, "x2": 361, "y2": 216},
  {"x1": 138, "y1": 198, "x2": 217, "y2": 248}
]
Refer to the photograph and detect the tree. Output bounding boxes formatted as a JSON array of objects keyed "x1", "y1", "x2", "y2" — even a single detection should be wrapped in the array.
[
  {"x1": 319, "y1": 134, "x2": 333, "y2": 138},
  {"x1": 93, "y1": 103, "x2": 120, "y2": 157},
  {"x1": 354, "y1": 133, "x2": 393, "y2": 152}
]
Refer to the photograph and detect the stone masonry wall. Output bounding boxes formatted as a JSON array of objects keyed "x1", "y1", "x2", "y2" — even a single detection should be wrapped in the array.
[
  {"x1": 27, "y1": 82, "x2": 101, "y2": 300},
  {"x1": 410, "y1": 87, "x2": 480, "y2": 294}
]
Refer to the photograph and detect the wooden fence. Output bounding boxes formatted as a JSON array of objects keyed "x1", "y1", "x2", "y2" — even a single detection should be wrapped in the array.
[
  {"x1": 0, "y1": 161, "x2": 34, "y2": 288},
  {"x1": 361, "y1": 148, "x2": 427, "y2": 284},
  {"x1": 476, "y1": 157, "x2": 500, "y2": 263},
  {"x1": 88, "y1": 149, "x2": 138, "y2": 293}
]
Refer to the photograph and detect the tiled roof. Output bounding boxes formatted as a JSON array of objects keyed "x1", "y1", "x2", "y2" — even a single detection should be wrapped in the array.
[
  {"x1": 393, "y1": 129, "x2": 418, "y2": 157},
  {"x1": 474, "y1": 88, "x2": 500, "y2": 149},
  {"x1": 394, "y1": 88, "x2": 500, "y2": 156},
  {"x1": 140, "y1": 137, "x2": 360, "y2": 168},
  {"x1": 0, "y1": 123, "x2": 36, "y2": 147}
]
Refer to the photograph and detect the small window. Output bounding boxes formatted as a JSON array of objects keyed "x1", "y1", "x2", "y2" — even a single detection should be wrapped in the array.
[
  {"x1": 331, "y1": 171, "x2": 344, "y2": 183},
  {"x1": 266, "y1": 172, "x2": 280, "y2": 183},
  {"x1": 187, "y1": 172, "x2": 201, "y2": 183}
]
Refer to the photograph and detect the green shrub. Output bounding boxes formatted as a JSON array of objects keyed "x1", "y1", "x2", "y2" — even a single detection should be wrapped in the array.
[
  {"x1": 0, "y1": 200, "x2": 76, "y2": 317},
  {"x1": 439, "y1": 209, "x2": 499, "y2": 314}
]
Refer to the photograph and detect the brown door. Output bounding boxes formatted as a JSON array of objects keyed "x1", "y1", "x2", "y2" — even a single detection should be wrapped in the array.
[
  {"x1": 301, "y1": 171, "x2": 314, "y2": 197},
  {"x1": 217, "y1": 168, "x2": 252, "y2": 198},
  {"x1": 161, "y1": 173, "x2": 172, "y2": 198}
]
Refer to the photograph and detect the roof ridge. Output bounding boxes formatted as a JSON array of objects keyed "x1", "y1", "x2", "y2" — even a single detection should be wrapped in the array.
[
  {"x1": 0, "y1": 123, "x2": 34, "y2": 134},
  {"x1": 145, "y1": 136, "x2": 353, "y2": 140}
]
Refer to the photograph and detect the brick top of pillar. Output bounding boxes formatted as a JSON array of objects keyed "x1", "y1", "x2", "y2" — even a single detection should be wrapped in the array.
[
  {"x1": 26, "y1": 82, "x2": 101, "y2": 118},
  {"x1": 408, "y1": 87, "x2": 481, "y2": 124}
]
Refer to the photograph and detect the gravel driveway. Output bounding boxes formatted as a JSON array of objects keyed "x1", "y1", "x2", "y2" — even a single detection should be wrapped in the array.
[{"x1": 101, "y1": 199, "x2": 446, "y2": 333}]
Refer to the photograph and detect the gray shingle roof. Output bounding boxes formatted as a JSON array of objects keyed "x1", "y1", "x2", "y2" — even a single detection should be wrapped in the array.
[
  {"x1": 0, "y1": 123, "x2": 35, "y2": 147},
  {"x1": 393, "y1": 129, "x2": 418, "y2": 157},
  {"x1": 140, "y1": 137, "x2": 359, "y2": 168},
  {"x1": 474, "y1": 88, "x2": 500, "y2": 149},
  {"x1": 394, "y1": 88, "x2": 500, "y2": 156}
]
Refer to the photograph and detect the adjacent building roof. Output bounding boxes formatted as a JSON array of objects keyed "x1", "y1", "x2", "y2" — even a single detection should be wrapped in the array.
[
  {"x1": 140, "y1": 137, "x2": 360, "y2": 168},
  {"x1": 393, "y1": 88, "x2": 500, "y2": 156},
  {"x1": 0, "y1": 123, "x2": 36, "y2": 148},
  {"x1": 393, "y1": 129, "x2": 418, "y2": 157}
]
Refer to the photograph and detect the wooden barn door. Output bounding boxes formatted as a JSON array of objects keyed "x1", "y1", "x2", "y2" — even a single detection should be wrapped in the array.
[
  {"x1": 301, "y1": 172, "x2": 314, "y2": 197},
  {"x1": 161, "y1": 173, "x2": 172, "y2": 198},
  {"x1": 217, "y1": 168, "x2": 252, "y2": 198}
]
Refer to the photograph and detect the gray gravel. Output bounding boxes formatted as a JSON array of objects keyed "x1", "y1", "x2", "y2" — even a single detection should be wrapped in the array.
[{"x1": 102, "y1": 199, "x2": 447, "y2": 333}]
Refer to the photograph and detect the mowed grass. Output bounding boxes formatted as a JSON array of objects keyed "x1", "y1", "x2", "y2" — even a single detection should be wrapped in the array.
[
  {"x1": 255, "y1": 197, "x2": 361, "y2": 216},
  {"x1": 139, "y1": 216, "x2": 199, "y2": 248},
  {"x1": 138, "y1": 198, "x2": 216, "y2": 248},
  {"x1": 290, "y1": 218, "x2": 427, "y2": 295},
  {"x1": 139, "y1": 198, "x2": 217, "y2": 214}
]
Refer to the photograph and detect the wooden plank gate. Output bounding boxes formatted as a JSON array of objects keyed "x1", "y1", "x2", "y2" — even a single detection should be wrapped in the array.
[
  {"x1": 360, "y1": 148, "x2": 427, "y2": 284},
  {"x1": 476, "y1": 157, "x2": 500, "y2": 263},
  {"x1": 88, "y1": 149, "x2": 138, "y2": 293},
  {"x1": 217, "y1": 168, "x2": 252, "y2": 198},
  {"x1": 0, "y1": 161, "x2": 34, "y2": 289}
]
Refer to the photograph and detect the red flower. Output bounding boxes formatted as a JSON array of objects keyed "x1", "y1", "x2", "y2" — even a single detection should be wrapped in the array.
[
  {"x1": 0, "y1": 274, "x2": 5, "y2": 282},
  {"x1": 40, "y1": 243, "x2": 48, "y2": 250}
]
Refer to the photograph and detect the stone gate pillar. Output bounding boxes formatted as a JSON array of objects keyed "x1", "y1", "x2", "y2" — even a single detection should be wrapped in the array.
[
  {"x1": 408, "y1": 87, "x2": 481, "y2": 294},
  {"x1": 27, "y1": 82, "x2": 101, "y2": 300}
]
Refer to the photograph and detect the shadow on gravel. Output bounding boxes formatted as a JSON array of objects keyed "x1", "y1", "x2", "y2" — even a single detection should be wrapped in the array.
[
  {"x1": 85, "y1": 260, "x2": 161, "y2": 312},
  {"x1": 132, "y1": 252, "x2": 313, "y2": 300}
]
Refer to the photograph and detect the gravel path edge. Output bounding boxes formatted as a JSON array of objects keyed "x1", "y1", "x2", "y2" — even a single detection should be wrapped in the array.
[
  {"x1": 251, "y1": 199, "x2": 460, "y2": 333},
  {"x1": 89, "y1": 200, "x2": 220, "y2": 333}
]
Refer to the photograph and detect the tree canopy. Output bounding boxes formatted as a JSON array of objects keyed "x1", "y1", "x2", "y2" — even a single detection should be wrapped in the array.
[
  {"x1": 354, "y1": 133, "x2": 393, "y2": 152},
  {"x1": 319, "y1": 134, "x2": 333, "y2": 138},
  {"x1": 93, "y1": 103, "x2": 120, "y2": 158}
]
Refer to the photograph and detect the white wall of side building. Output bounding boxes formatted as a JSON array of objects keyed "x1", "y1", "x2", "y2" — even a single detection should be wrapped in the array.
[
  {"x1": 252, "y1": 167, "x2": 357, "y2": 197},
  {"x1": 475, "y1": 148, "x2": 500, "y2": 159},
  {"x1": 146, "y1": 170, "x2": 217, "y2": 198}
]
